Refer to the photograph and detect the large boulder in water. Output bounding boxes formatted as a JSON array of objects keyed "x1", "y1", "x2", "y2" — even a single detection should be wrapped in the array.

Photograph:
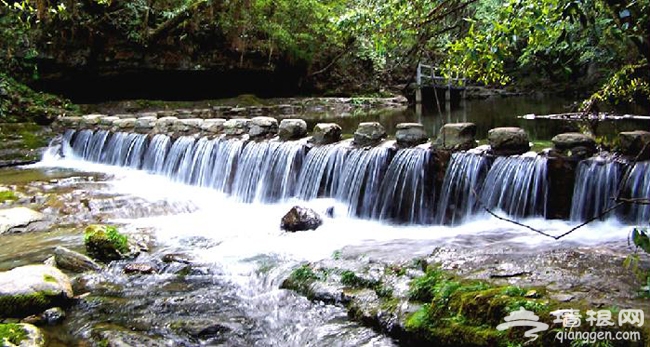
[
  {"x1": 353, "y1": 122, "x2": 386, "y2": 147},
  {"x1": 281, "y1": 206, "x2": 323, "y2": 232},
  {"x1": 395, "y1": 123, "x2": 428, "y2": 147},
  {"x1": 434, "y1": 123, "x2": 477, "y2": 150},
  {"x1": 0, "y1": 265, "x2": 73, "y2": 318},
  {"x1": 488, "y1": 127, "x2": 530, "y2": 155},
  {"x1": 310, "y1": 123, "x2": 342, "y2": 145},
  {"x1": 278, "y1": 119, "x2": 308, "y2": 141},
  {"x1": 619, "y1": 130, "x2": 650, "y2": 160}
]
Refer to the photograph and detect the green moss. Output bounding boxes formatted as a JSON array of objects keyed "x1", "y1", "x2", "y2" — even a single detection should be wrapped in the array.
[
  {"x1": 84, "y1": 225, "x2": 130, "y2": 263},
  {"x1": 0, "y1": 190, "x2": 17, "y2": 201},
  {"x1": 290, "y1": 264, "x2": 320, "y2": 283},
  {"x1": 43, "y1": 274, "x2": 57, "y2": 283},
  {"x1": 18, "y1": 130, "x2": 48, "y2": 149},
  {"x1": 0, "y1": 291, "x2": 52, "y2": 318},
  {"x1": 0, "y1": 323, "x2": 28, "y2": 345}
]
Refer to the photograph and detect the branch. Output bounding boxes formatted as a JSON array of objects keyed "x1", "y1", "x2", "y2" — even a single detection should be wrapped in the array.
[
  {"x1": 308, "y1": 41, "x2": 355, "y2": 77},
  {"x1": 146, "y1": 0, "x2": 208, "y2": 44},
  {"x1": 469, "y1": 142, "x2": 650, "y2": 240}
]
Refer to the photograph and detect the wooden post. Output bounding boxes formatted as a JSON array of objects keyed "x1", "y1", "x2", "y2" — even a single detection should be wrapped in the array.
[{"x1": 416, "y1": 62, "x2": 422, "y2": 104}]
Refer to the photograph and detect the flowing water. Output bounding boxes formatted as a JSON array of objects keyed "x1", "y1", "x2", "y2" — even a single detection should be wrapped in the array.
[
  {"x1": 22, "y1": 151, "x2": 632, "y2": 345},
  {"x1": 1, "y1": 125, "x2": 648, "y2": 345}
]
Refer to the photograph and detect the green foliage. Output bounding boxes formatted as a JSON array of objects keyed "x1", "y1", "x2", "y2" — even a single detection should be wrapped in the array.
[
  {"x1": 626, "y1": 227, "x2": 650, "y2": 297},
  {"x1": 0, "y1": 323, "x2": 27, "y2": 346},
  {"x1": 0, "y1": 73, "x2": 79, "y2": 123},
  {"x1": 581, "y1": 63, "x2": 650, "y2": 111}
]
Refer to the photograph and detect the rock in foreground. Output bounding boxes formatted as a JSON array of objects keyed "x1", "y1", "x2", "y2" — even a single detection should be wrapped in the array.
[
  {"x1": 84, "y1": 225, "x2": 131, "y2": 263},
  {"x1": 0, "y1": 265, "x2": 73, "y2": 318},
  {"x1": 53, "y1": 246, "x2": 102, "y2": 273},
  {"x1": 280, "y1": 206, "x2": 323, "y2": 232},
  {"x1": 0, "y1": 207, "x2": 45, "y2": 234}
]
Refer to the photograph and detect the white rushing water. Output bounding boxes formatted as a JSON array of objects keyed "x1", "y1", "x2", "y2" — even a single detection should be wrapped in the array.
[
  {"x1": 32, "y1": 147, "x2": 639, "y2": 346},
  {"x1": 36, "y1": 148, "x2": 634, "y2": 266}
]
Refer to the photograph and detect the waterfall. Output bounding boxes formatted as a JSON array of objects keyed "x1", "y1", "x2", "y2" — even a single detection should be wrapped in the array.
[
  {"x1": 479, "y1": 154, "x2": 549, "y2": 219},
  {"x1": 142, "y1": 134, "x2": 171, "y2": 173},
  {"x1": 57, "y1": 129, "x2": 569, "y2": 225},
  {"x1": 570, "y1": 158, "x2": 622, "y2": 222},
  {"x1": 231, "y1": 141, "x2": 307, "y2": 203},
  {"x1": 294, "y1": 143, "x2": 393, "y2": 219},
  {"x1": 623, "y1": 161, "x2": 650, "y2": 224},
  {"x1": 295, "y1": 144, "x2": 350, "y2": 200},
  {"x1": 436, "y1": 152, "x2": 492, "y2": 225},
  {"x1": 371, "y1": 148, "x2": 435, "y2": 224},
  {"x1": 333, "y1": 146, "x2": 393, "y2": 218},
  {"x1": 161, "y1": 136, "x2": 196, "y2": 177}
]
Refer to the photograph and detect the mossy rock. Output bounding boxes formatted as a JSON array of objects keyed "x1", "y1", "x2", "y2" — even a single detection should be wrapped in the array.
[
  {"x1": 84, "y1": 225, "x2": 130, "y2": 263},
  {"x1": 0, "y1": 265, "x2": 73, "y2": 318},
  {"x1": 0, "y1": 323, "x2": 45, "y2": 347}
]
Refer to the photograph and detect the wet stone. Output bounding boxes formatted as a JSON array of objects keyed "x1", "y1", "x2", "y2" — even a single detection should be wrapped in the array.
[
  {"x1": 201, "y1": 119, "x2": 226, "y2": 133},
  {"x1": 552, "y1": 132, "x2": 596, "y2": 157},
  {"x1": 278, "y1": 119, "x2": 308, "y2": 141},
  {"x1": 112, "y1": 118, "x2": 137, "y2": 129},
  {"x1": 353, "y1": 122, "x2": 386, "y2": 147},
  {"x1": 80, "y1": 114, "x2": 104, "y2": 126},
  {"x1": 172, "y1": 119, "x2": 203, "y2": 133},
  {"x1": 123, "y1": 263, "x2": 157, "y2": 275},
  {"x1": 310, "y1": 123, "x2": 342, "y2": 145},
  {"x1": 135, "y1": 116, "x2": 157, "y2": 129},
  {"x1": 54, "y1": 246, "x2": 102, "y2": 273},
  {"x1": 249, "y1": 116, "x2": 279, "y2": 138},
  {"x1": 488, "y1": 127, "x2": 530, "y2": 155},
  {"x1": 162, "y1": 253, "x2": 192, "y2": 264},
  {"x1": 154, "y1": 117, "x2": 178, "y2": 132},
  {"x1": 435, "y1": 122, "x2": 477, "y2": 150},
  {"x1": 395, "y1": 123, "x2": 428, "y2": 147},
  {"x1": 281, "y1": 206, "x2": 323, "y2": 232},
  {"x1": 223, "y1": 119, "x2": 251, "y2": 136}
]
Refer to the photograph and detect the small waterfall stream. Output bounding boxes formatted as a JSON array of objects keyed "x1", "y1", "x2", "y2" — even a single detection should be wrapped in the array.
[
  {"x1": 623, "y1": 161, "x2": 650, "y2": 224},
  {"x1": 479, "y1": 154, "x2": 549, "y2": 219},
  {"x1": 570, "y1": 158, "x2": 622, "y2": 222},
  {"x1": 436, "y1": 152, "x2": 492, "y2": 225}
]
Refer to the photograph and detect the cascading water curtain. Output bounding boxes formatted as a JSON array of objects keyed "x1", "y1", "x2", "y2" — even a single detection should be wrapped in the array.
[
  {"x1": 623, "y1": 161, "x2": 650, "y2": 224},
  {"x1": 436, "y1": 152, "x2": 492, "y2": 225},
  {"x1": 569, "y1": 158, "x2": 621, "y2": 222},
  {"x1": 333, "y1": 146, "x2": 393, "y2": 218},
  {"x1": 479, "y1": 155, "x2": 549, "y2": 219},
  {"x1": 371, "y1": 148, "x2": 436, "y2": 225}
]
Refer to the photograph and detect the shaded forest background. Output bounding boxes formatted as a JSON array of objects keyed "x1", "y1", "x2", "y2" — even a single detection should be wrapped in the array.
[{"x1": 0, "y1": 0, "x2": 648, "y2": 121}]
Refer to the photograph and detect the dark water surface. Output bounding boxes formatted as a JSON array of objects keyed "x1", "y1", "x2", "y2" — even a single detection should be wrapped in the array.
[{"x1": 306, "y1": 95, "x2": 650, "y2": 141}]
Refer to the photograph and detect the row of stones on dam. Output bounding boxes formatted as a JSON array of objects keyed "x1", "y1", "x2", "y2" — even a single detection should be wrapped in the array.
[{"x1": 56, "y1": 114, "x2": 650, "y2": 158}]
